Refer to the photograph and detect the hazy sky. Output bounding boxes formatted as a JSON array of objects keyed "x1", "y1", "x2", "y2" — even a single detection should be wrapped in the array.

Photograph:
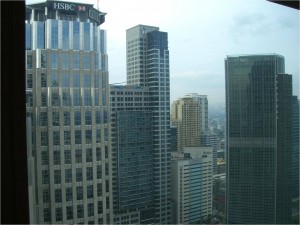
[{"x1": 27, "y1": 0, "x2": 299, "y2": 105}]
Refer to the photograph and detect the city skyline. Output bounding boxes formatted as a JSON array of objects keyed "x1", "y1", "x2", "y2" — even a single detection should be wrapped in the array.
[{"x1": 27, "y1": 0, "x2": 300, "y2": 105}]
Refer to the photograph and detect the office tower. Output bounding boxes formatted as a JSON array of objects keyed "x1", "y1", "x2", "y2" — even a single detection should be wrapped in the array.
[
  {"x1": 25, "y1": 1, "x2": 112, "y2": 224},
  {"x1": 201, "y1": 132, "x2": 219, "y2": 174},
  {"x1": 292, "y1": 96, "x2": 299, "y2": 223},
  {"x1": 225, "y1": 54, "x2": 293, "y2": 224},
  {"x1": 213, "y1": 173, "x2": 226, "y2": 216},
  {"x1": 110, "y1": 85, "x2": 154, "y2": 224},
  {"x1": 171, "y1": 147, "x2": 213, "y2": 224},
  {"x1": 110, "y1": 25, "x2": 171, "y2": 223},
  {"x1": 171, "y1": 94, "x2": 208, "y2": 152}
]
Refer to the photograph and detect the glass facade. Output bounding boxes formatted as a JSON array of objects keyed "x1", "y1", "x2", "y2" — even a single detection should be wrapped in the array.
[
  {"x1": 225, "y1": 55, "x2": 292, "y2": 224},
  {"x1": 25, "y1": 2, "x2": 110, "y2": 224}
]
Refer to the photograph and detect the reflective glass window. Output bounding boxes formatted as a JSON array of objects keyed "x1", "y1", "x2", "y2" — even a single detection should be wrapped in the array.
[
  {"x1": 53, "y1": 131, "x2": 60, "y2": 146},
  {"x1": 26, "y1": 23, "x2": 31, "y2": 50},
  {"x1": 73, "y1": 73, "x2": 80, "y2": 87},
  {"x1": 51, "y1": 20, "x2": 58, "y2": 49},
  {"x1": 55, "y1": 189, "x2": 62, "y2": 203},
  {"x1": 65, "y1": 169, "x2": 72, "y2": 183},
  {"x1": 75, "y1": 130, "x2": 81, "y2": 144},
  {"x1": 37, "y1": 22, "x2": 45, "y2": 49},
  {"x1": 63, "y1": 111, "x2": 70, "y2": 126},
  {"x1": 75, "y1": 149, "x2": 82, "y2": 163},
  {"x1": 76, "y1": 168, "x2": 83, "y2": 182},
  {"x1": 40, "y1": 112, "x2": 47, "y2": 126},
  {"x1": 66, "y1": 206, "x2": 73, "y2": 220},
  {"x1": 27, "y1": 74, "x2": 33, "y2": 89},
  {"x1": 77, "y1": 204, "x2": 84, "y2": 218},
  {"x1": 64, "y1": 131, "x2": 71, "y2": 145},
  {"x1": 62, "y1": 90, "x2": 71, "y2": 106},
  {"x1": 84, "y1": 53, "x2": 90, "y2": 69},
  {"x1": 73, "y1": 89, "x2": 81, "y2": 106},
  {"x1": 84, "y1": 74, "x2": 91, "y2": 87},
  {"x1": 86, "y1": 130, "x2": 92, "y2": 144},
  {"x1": 62, "y1": 73, "x2": 70, "y2": 87},
  {"x1": 86, "y1": 148, "x2": 92, "y2": 162},
  {"x1": 73, "y1": 53, "x2": 80, "y2": 69},
  {"x1": 64, "y1": 150, "x2": 71, "y2": 164},
  {"x1": 62, "y1": 54, "x2": 69, "y2": 69},
  {"x1": 27, "y1": 54, "x2": 33, "y2": 69},
  {"x1": 73, "y1": 22, "x2": 80, "y2": 50},
  {"x1": 84, "y1": 23, "x2": 90, "y2": 51},
  {"x1": 51, "y1": 52, "x2": 58, "y2": 69},
  {"x1": 62, "y1": 21, "x2": 69, "y2": 50},
  {"x1": 85, "y1": 111, "x2": 91, "y2": 125},
  {"x1": 52, "y1": 112, "x2": 60, "y2": 126},
  {"x1": 51, "y1": 90, "x2": 60, "y2": 106},
  {"x1": 66, "y1": 188, "x2": 72, "y2": 201},
  {"x1": 84, "y1": 89, "x2": 91, "y2": 106},
  {"x1": 74, "y1": 111, "x2": 81, "y2": 125}
]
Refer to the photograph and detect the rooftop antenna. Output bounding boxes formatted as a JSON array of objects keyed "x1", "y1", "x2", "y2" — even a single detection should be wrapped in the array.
[{"x1": 97, "y1": 0, "x2": 99, "y2": 10}]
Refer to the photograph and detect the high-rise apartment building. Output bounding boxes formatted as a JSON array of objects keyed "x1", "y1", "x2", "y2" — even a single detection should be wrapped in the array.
[
  {"x1": 171, "y1": 94, "x2": 208, "y2": 152},
  {"x1": 25, "y1": 1, "x2": 112, "y2": 224},
  {"x1": 225, "y1": 54, "x2": 292, "y2": 224},
  {"x1": 171, "y1": 147, "x2": 213, "y2": 224},
  {"x1": 109, "y1": 25, "x2": 171, "y2": 223},
  {"x1": 292, "y1": 96, "x2": 299, "y2": 200}
]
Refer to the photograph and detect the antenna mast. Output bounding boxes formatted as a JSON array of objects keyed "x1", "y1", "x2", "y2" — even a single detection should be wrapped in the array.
[{"x1": 97, "y1": 0, "x2": 99, "y2": 10}]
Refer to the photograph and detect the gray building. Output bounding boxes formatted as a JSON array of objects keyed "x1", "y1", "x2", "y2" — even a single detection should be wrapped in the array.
[
  {"x1": 110, "y1": 25, "x2": 171, "y2": 224},
  {"x1": 25, "y1": 1, "x2": 112, "y2": 224},
  {"x1": 110, "y1": 85, "x2": 154, "y2": 224},
  {"x1": 225, "y1": 54, "x2": 293, "y2": 224}
]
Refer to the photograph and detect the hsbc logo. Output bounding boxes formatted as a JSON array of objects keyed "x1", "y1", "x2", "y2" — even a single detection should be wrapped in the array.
[{"x1": 53, "y1": 2, "x2": 87, "y2": 11}]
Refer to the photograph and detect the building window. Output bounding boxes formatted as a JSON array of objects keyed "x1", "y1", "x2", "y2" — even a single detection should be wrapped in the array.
[
  {"x1": 97, "y1": 201, "x2": 103, "y2": 214},
  {"x1": 85, "y1": 129, "x2": 92, "y2": 144},
  {"x1": 74, "y1": 111, "x2": 81, "y2": 125},
  {"x1": 64, "y1": 149, "x2": 71, "y2": 164},
  {"x1": 84, "y1": 53, "x2": 90, "y2": 69},
  {"x1": 86, "y1": 167, "x2": 93, "y2": 180},
  {"x1": 85, "y1": 111, "x2": 91, "y2": 125},
  {"x1": 96, "y1": 148, "x2": 101, "y2": 161},
  {"x1": 41, "y1": 73, "x2": 47, "y2": 87},
  {"x1": 86, "y1": 148, "x2": 92, "y2": 162},
  {"x1": 53, "y1": 150, "x2": 60, "y2": 165},
  {"x1": 63, "y1": 90, "x2": 71, "y2": 106},
  {"x1": 66, "y1": 206, "x2": 73, "y2": 220},
  {"x1": 42, "y1": 170, "x2": 49, "y2": 184},
  {"x1": 41, "y1": 52, "x2": 47, "y2": 68},
  {"x1": 51, "y1": 20, "x2": 58, "y2": 49},
  {"x1": 51, "y1": 52, "x2": 58, "y2": 68},
  {"x1": 51, "y1": 90, "x2": 60, "y2": 107},
  {"x1": 43, "y1": 189, "x2": 50, "y2": 203},
  {"x1": 73, "y1": 89, "x2": 81, "y2": 106},
  {"x1": 77, "y1": 204, "x2": 84, "y2": 218},
  {"x1": 65, "y1": 169, "x2": 72, "y2": 183},
  {"x1": 41, "y1": 92, "x2": 47, "y2": 107},
  {"x1": 62, "y1": 21, "x2": 69, "y2": 50},
  {"x1": 27, "y1": 54, "x2": 32, "y2": 69},
  {"x1": 88, "y1": 203, "x2": 94, "y2": 217},
  {"x1": 75, "y1": 149, "x2": 82, "y2": 163},
  {"x1": 62, "y1": 73, "x2": 70, "y2": 87},
  {"x1": 54, "y1": 170, "x2": 61, "y2": 184},
  {"x1": 40, "y1": 112, "x2": 48, "y2": 126},
  {"x1": 84, "y1": 74, "x2": 91, "y2": 87},
  {"x1": 76, "y1": 186, "x2": 83, "y2": 200},
  {"x1": 97, "y1": 183, "x2": 102, "y2": 197},
  {"x1": 64, "y1": 131, "x2": 71, "y2": 145},
  {"x1": 63, "y1": 111, "x2": 70, "y2": 126},
  {"x1": 41, "y1": 131, "x2": 48, "y2": 146},
  {"x1": 55, "y1": 189, "x2": 62, "y2": 203},
  {"x1": 52, "y1": 111, "x2": 60, "y2": 126},
  {"x1": 84, "y1": 23, "x2": 90, "y2": 51},
  {"x1": 26, "y1": 74, "x2": 33, "y2": 89},
  {"x1": 66, "y1": 187, "x2": 73, "y2": 202},
  {"x1": 84, "y1": 89, "x2": 91, "y2": 106},
  {"x1": 55, "y1": 207, "x2": 62, "y2": 222},
  {"x1": 43, "y1": 208, "x2": 51, "y2": 223},
  {"x1": 75, "y1": 130, "x2": 81, "y2": 144},
  {"x1": 53, "y1": 131, "x2": 60, "y2": 146},
  {"x1": 87, "y1": 185, "x2": 94, "y2": 200},
  {"x1": 97, "y1": 165, "x2": 101, "y2": 179},
  {"x1": 62, "y1": 53, "x2": 69, "y2": 69},
  {"x1": 76, "y1": 168, "x2": 82, "y2": 182},
  {"x1": 41, "y1": 151, "x2": 49, "y2": 165},
  {"x1": 73, "y1": 22, "x2": 80, "y2": 50}
]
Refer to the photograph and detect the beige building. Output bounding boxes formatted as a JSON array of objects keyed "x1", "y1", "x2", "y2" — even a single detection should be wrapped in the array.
[{"x1": 171, "y1": 94, "x2": 208, "y2": 152}]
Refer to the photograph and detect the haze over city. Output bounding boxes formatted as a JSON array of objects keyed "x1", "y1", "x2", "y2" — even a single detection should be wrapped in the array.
[{"x1": 27, "y1": 0, "x2": 299, "y2": 106}]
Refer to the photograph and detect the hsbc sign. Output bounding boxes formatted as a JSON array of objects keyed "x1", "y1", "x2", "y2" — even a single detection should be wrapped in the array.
[{"x1": 52, "y1": 2, "x2": 87, "y2": 11}]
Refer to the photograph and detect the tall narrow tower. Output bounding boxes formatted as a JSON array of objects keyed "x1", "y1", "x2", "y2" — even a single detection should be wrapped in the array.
[
  {"x1": 25, "y1": 1, "x2": 112, "y2": 224},
  {"x1": 126, "y1": 25, "x2": 171, "y2": 224},
  {"x1": 225, "y1": 54, "x2": 292, "y2": 224}
]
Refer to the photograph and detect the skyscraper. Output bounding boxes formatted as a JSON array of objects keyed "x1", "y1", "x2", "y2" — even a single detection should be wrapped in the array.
[
  {"x1": 171, "y1": 94, "x2": 208, "y2": 152},
  {"x1": 25, "y1": 1, "x2": 112, "y2": 224},
  {"x1": 225, "y1": 54, "x2": 292, "y2": 224},
  {"x1": 109, "y1": 25, "x2": 171, "y2": 223}
]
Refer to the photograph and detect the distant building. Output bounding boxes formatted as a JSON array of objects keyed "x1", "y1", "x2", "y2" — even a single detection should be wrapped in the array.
[
  {"x1": 213, "y1": 174, "x2": 226, "y2": 215},
  {"x1": 292, "y1": 96, "x2": 299, "y2": 199},
  {"x1": 171, "y1": 94, "x2": 208, "y2": 152},
  {"x1": 171, "y1": 147, "x2": 213, "y2": 224},
  {"x1": 225, "y1": 54, "x2": 292, "y2": 224}
]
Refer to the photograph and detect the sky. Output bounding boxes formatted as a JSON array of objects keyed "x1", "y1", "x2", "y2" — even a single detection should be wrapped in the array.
[{"x1": 27, "y1": 0, "x2": 299, "y2": 106}]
